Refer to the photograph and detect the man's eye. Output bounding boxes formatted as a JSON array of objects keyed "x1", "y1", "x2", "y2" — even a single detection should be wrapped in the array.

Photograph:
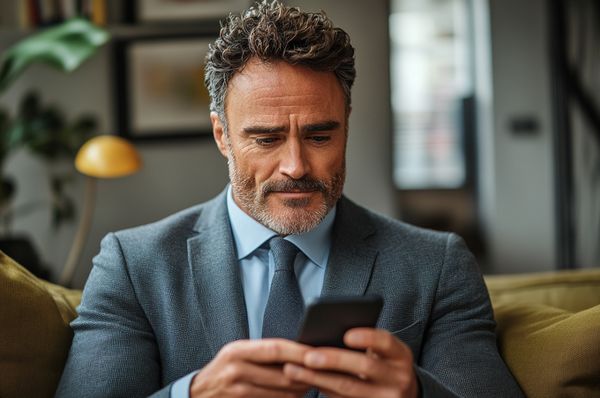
[
  {"x1": 309, "y1": 135, "x2": 330, "y2": 143},
  {"x1": 255, "y1": 137, "x2": 278, "y2": 146}
]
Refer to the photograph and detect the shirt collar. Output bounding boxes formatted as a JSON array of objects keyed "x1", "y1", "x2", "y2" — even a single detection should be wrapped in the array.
[{"x1": 226, "y1": 185, "x2": 335, "y2": 268}]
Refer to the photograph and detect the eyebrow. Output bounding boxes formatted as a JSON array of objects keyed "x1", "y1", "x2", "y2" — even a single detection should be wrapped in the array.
[
  {"x1": 242, "y1": 120, "x2": 341, "y2": 135},
  {"x1": 242, "y1": 125, "x2": 286, "y2": 134},
  {"x1": 302, "y1": 120, "x2": 341, "y2": 133}
]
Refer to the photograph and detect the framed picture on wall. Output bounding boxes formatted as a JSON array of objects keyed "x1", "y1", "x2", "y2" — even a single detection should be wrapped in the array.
[
  {"x1": 113, "y1": 34, "x2": 216, "y2": 141},
  {"x1": 131, "y1": 0, "x2": 248, "y2": 23}
]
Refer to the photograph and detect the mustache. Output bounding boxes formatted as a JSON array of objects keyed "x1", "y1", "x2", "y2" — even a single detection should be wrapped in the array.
[{"x1": 262, "y1": 178, "x2": 327, "y2": 195}]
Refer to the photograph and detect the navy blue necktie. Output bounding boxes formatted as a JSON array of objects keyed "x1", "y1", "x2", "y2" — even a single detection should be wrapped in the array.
[{"x1": 262, "y1": 237, "x2": 304, "y2": 339}]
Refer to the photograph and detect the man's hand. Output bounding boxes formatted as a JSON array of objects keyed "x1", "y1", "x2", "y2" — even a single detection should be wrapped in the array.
[
  {"x1": 283, "y1": 328, "x2": 419, "y2": 398},
  {"x1": 190, "y1": 338, "x2": 312, "y2": 398}
]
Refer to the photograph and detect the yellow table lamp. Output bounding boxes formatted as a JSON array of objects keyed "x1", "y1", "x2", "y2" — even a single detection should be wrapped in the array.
[{"x1": 59, "y1": 135, "x2": 142, "y2": 287}]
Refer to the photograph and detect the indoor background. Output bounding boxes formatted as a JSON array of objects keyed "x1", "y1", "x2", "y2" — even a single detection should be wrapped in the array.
[{"x1": 0, "y1": 0, "x2": 597, "y2": 289}]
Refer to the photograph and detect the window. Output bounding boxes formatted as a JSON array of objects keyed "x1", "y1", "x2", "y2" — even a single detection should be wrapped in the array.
[{"x1": 390, "y1": 0, "x2": 473, "y2": 189}]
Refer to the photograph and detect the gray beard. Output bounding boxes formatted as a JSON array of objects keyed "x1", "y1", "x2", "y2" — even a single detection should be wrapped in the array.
[{"x1": 227, "y1": 152, "x2": 345, "y2": 235}]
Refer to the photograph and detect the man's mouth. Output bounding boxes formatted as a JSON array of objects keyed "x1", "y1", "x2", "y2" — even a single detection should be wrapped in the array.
[
  {"x1": 273, "y1": 190, "x2": 317, "y2": 198},
  {"x1": 262, "y1": 178, "x2": 326, "y2": 199},
  {"x1": 277, "y1": 189, "x2": 316, "y2": 193}
]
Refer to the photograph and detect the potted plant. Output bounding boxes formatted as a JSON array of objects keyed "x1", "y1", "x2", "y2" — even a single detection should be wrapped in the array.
[{"x1": 0, "y1": 18, "x2": 109, "y2": 278}]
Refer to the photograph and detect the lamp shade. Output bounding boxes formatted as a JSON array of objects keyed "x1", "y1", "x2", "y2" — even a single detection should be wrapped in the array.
[{"x1": 75, "y1": 135, "x2": 142, "y2": 178}]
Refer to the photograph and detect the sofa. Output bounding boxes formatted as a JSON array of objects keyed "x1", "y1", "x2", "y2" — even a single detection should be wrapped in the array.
[
  {"x1": 485, "y1": 269, "x2": 600, "y2": 397},
  {"x1": 1, "y1": 249, "x2": 599, "y2": 398}
]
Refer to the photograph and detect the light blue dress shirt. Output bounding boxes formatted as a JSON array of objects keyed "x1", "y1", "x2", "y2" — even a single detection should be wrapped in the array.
[{"x1": 171, "y1": 186, "x2": 335, "y2": 397}]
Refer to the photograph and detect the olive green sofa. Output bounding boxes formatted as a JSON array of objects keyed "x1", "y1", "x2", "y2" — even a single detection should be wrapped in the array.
[
  {"x1": 486, "y1": 269, "x2": 600, "y2": 397},
  {"x1": 1, "y1": 250, "x2": 599, "y2": 397}
]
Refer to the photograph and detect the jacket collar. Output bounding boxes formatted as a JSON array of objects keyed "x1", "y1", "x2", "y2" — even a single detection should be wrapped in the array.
[
  {"x1": 321, "y1": 196, "x2": 378, "y2": 297},
  {"x1": 188, "y1": 189, "x2": 249, "y2": 356},
  {"x1": 188, "y1": 190, "x2": 378, "y2": 356}
]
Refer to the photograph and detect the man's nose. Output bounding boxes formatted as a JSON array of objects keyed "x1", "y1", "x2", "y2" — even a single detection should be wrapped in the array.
[{"x1": 279, "y1": 138, "x2": 310, "y2": 179}]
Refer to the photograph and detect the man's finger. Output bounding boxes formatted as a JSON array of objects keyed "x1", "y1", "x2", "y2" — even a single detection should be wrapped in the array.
[
  {"x1": 225, "y1": 382, "x2": 301, "y2": 398},
  {"x1": 344, "y1": 328, "x2": 413, "y2": 360},
  {"x1": 220, "y1": 361, "x2": 311, "y2": 391},
  {"x1": 219, "y1": 338, "x2": 310, "y2": 364},
  {"x1": 300, "y1": 346, "x2": 390, "y2": 381},
  {"x1": 284, "y1": 363, "x2": 389, "y2": 398}
]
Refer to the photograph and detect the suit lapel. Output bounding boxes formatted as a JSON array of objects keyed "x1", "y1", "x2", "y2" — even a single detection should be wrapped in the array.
[
  {"x1": 185, "y1": 193, "x2": 377, "y2": 359},
  {"x1": 187, "y1": 191, "x2": 249, "y2": 357},
  {"x1": 321, "y1": 197, "x2": 378, "y2": 297}
]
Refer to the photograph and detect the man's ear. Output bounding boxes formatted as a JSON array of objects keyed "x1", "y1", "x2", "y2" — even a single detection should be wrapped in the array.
[{"x1": 211, "y1": 111, "x2": 228, "y2": 157}]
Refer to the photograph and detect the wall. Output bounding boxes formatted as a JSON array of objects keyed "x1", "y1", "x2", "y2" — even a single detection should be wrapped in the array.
[
  {"x1": 479, "y1": 0, "x2": 557, "y2": 272},
  {"x1": 0, "y1": 0, "x2": 395, "y2": 288}
]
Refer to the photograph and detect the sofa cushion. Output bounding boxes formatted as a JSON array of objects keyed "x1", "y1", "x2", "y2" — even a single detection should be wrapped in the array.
[
  {"x1": 494, "y1": 301, "x2": 600, "y2": 398},
  {"x1": 0, "y1": 250, "x2": 81, "y2": 398},
  {"x1": 486, "y1": 269, "x2": 600, "y2": 312}
]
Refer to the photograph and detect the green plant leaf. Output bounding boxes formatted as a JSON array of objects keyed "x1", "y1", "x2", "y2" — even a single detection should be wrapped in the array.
[
  {"x1": 19, "y1": 91, "x2": 41, "y2": 120},
  {"x1": 50, "y1": 174, "x2": 76, "y2": 228},
  {"x1": 0, "y1": 108, "x2": 8, "y2": 128},
  {"x1": 0, "y1": 18, "x2": 109, "y2": 93},
  {"x1": 4, "y1": 121, "x2": 26, "y2": 151},
  {"x1": 0, "y1": 108, "x2": 9, "y2": 160},
  {"x1": 0, "y1": 176, "x2": 16, "y2": 206}
]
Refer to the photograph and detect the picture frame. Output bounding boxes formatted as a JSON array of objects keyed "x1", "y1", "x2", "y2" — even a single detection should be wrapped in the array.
[
  {"x1": 131, "y1": 0, "x2": 248, "y2": 23},
  {"x1": 113, "y1": 33, "x2": 217, "y2": 141}
]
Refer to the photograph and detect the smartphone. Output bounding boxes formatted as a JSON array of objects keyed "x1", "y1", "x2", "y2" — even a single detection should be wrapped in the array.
[{"x1": 296, "y1": 295, "x2": 383, "y2": 348}]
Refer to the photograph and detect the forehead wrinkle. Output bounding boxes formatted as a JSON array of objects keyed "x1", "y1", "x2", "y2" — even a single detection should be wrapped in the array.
[
  {"x1": 225, "y1": 59, "x2": 347, "y2": 131},
  {"x1": 252, "y1": 92, "x2": 326, "y2": 104},
  {"x1": 252, "y1": 94, "x2": 337, "y2": 110},
  {"x1": 231, "y1": 74, "x2": 339, "y2": 102}
]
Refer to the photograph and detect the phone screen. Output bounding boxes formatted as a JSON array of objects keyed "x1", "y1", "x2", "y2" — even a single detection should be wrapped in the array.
[{"x1": 296, "y1": 295, "x2": 383, "y2": 348}]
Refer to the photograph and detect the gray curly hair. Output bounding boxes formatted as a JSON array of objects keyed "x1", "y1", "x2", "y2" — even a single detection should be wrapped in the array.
[{"x1": 204, "y1": 0, "x2": 356, "y2": 131}]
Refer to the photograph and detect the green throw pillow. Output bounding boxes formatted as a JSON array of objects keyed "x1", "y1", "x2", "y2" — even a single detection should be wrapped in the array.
[
  {"x1": 0, "y1": 250, "x2": 81, "y2": 398},
  {"x1": 494, "y1": 302, "x2": 600, "y2": 398}
]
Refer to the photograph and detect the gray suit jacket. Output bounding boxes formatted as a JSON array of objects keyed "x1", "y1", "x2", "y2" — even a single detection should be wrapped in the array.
[{"x1": 56, "y1": 190, "x2": 523, "y2": 397}]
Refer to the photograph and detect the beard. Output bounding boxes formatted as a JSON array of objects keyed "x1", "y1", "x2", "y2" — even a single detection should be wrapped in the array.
[{"x1": 227, "y1": 151, "x2": 345, "y2": 235}]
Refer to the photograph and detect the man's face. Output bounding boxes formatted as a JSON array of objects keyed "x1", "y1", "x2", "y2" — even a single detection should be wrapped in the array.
[{"x1": 211, "y1": 58, "x2": 348, "y2": 235}]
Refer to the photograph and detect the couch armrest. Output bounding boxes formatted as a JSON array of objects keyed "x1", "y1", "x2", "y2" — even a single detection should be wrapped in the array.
[{"x1": 485, "y1": 268, "x2": 600, "y2": 312}]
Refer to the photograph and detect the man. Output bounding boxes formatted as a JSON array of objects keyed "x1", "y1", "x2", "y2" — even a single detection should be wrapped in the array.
[{"x1": 56, "y1": 2, "x2": 523, "y2": 397}]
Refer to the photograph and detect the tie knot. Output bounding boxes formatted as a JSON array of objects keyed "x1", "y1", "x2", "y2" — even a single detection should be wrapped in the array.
[{"x1": 269, "y1": 237, "x2": 299, "y2": 272}]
